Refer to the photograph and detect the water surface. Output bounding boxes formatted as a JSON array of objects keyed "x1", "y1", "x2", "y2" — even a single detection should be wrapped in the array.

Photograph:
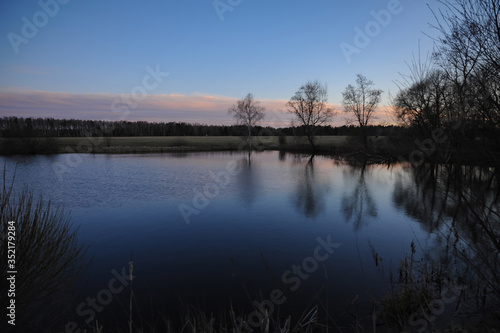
[{"x1": 3, "y1": 151, "x2": 492, "y2": 328}]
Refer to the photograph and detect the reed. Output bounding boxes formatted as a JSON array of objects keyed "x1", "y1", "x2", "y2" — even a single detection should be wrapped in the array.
[{"x1": 0, "y1": 166, "x2": 89, "y2": 332}]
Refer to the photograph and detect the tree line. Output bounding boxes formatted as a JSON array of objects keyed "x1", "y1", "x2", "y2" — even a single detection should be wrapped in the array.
[
  {"x1": 392, "y1": 0, "x2": 500, "y2": 138},
  {"x1": 229, "y1": 0, "x2": 499, "y2": 156},
  {"x1": 391, "y1": 0, "x2": 500, "y2": 163},
  {"x1": 0, "y1": 117, "x2": 263, "y2": 138},
  {"x1": 0, "y1": 116, "x2": 405, "y2": 139}
]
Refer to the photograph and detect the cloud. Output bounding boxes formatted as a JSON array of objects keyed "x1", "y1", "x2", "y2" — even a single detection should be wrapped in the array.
[{"x1": 0, "y1": 89, "x2": 396, "y2": 126}]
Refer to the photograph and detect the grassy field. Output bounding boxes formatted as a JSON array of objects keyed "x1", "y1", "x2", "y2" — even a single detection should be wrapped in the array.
[
  {"x1": 0, "y1": 135, "x2": 349, "y2": 153},
  {"x1": 49, "y1": 136, "x2": 279, "y2": 153},
  {"x1": 0, "y1": 135, "x2": 414, "y2": 160},
  {"x1": 60, "y1": 136, "x2": 255, "y2": 152},
  {"x1": 55, "y1": 136, "x2": 386, "y2": 153}
]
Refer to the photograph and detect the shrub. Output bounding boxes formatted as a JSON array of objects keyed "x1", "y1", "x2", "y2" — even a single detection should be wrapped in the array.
[{"x1": 0, "y1": 168, "x2": 88, "y2": 332}]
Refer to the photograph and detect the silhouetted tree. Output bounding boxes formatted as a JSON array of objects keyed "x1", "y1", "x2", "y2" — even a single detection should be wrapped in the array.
[
  {"x1": 394, "y1": 67, "x2": 451, "y2": 134},
  {"x1": 342, "y1": 74, "x2": 382, "y2": 148},
  {"x1": 287, "y1": 80, "x2": 334, "y2": 150},
  {"x1": 228, "y1": 93, "x2": 265, "y2": 149},
  {"x1": 431, "y1": 0, "x2": 500, "y2": 162}
]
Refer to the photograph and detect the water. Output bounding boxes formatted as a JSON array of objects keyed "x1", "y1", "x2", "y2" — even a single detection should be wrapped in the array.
[{"x1": 2, "y1": 151, "x2": 497, "y2": 330}]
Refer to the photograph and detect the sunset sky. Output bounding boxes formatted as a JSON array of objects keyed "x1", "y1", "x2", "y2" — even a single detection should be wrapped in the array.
[{"x1": 0, "y1": 0, "x2": 442, "y2": 126}]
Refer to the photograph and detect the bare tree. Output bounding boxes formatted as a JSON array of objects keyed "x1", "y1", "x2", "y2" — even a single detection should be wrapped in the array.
[
  {"x1": 342, "y1": 74, "x2": 383, "y2": 148},
  {"x1": 433, "y1": 0, "x2": 500, "y2": 76},
  {"x1": 392, "y1": 0, "x2": 500, "y2": 162},
  {"x1": 228, "y1": 93, "x2": 265, "y2": 149},
  {"x1": 432, "y1": 0, "x2": 500, "y2": 160},
  {"x1": 394, "y1": 67, "x2": 451, "y2": 134},
  {"x1": 287, "y1": 80, "x2": 334, "y2": 150}
]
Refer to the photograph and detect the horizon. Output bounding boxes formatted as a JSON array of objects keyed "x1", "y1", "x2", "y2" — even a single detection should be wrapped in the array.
[
  {"x1": 0, "y1": 113, "x2": 404, "y2": 129},
  {"x1": 0, "y1": 0, "x2": 442, "y2": 126}
]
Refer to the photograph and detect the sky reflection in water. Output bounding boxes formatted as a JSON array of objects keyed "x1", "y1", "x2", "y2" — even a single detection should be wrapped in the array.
[{"x1": 1, "y1": 151, "x2": 452, "y2": 325}]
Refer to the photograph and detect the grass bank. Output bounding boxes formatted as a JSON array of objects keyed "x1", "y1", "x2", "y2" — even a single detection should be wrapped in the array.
[
  {"x1": 0, "y1": 136, "x2": 396, "y2": 155},
  {"x1": 1, "y1": 135, "x2": 497, "y2": 166}
]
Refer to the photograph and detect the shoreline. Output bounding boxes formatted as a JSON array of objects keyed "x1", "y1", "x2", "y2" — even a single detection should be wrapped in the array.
[{"x1": 1, "y1": 136, "x2": 498, "y2": 166}]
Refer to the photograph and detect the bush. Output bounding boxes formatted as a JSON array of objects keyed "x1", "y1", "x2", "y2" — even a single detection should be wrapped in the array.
[{"x1": 0, "y1": 168, "x2": 88, "y2": 332}]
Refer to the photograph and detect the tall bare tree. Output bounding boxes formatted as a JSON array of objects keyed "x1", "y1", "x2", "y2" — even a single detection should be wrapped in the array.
[
  {"x1": 228, "y1": 93, "x2": 265, "y2": 148},
  {"x1": 394, "y1": 67, "x2": 451, "y2": 133},
  {"x1": 432, "y1": 0, "x2": 500, "y2": 160},
  {"x1": 342, "y1": 74, "x2": 383, "y2": 148},
  {"x1": 287, "y1": 80, "x2": 334, "y2": 150}
]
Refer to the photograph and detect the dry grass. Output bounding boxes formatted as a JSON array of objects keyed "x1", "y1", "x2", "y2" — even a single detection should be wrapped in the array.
[
  {"x1": 0, "y1": 136, "x2": 416, "y2": 162},
  {"x1": 52, "y1": 136, "x2": 278, "y2": 153},
  {"x1": 0, "y1": 135, "x2": 392, "y2": 154},
  {"x1": 0, "y1": 167, "x2": 89, "y2": 332},
  {"x1": 370, "y1": 240, "x2": 500, "y2": 333}
]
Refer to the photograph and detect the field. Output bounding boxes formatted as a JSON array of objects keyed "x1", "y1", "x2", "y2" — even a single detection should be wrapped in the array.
[
  {"x1": 0, "y1": 135, "x2": 417, "y2": 162},
  {"x1": 62, "y1": 136, "x2": 281, "y2": 152},
  {"x1": 0, "y1": 135, "x2": 358, "y2": 153}
]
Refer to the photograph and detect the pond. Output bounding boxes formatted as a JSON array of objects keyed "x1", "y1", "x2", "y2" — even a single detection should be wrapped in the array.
[{"x1": 2, "y1": 151, "x2": 498, "y2": 331}]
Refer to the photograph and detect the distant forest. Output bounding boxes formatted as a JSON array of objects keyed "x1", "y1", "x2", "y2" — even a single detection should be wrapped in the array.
[{"x1": 0, "y1": 117, "x2": 406, "y2": 138}]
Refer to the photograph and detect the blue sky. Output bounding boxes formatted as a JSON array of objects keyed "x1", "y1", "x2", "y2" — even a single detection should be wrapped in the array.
[{"x1": 0, "y1": 0, "x2": 442, "y2": 126}]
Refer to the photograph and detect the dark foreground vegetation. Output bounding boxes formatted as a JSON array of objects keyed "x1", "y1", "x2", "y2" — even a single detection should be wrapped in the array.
[{"x1": 0, "y1": 170, "x2": 89, "y2": 333}]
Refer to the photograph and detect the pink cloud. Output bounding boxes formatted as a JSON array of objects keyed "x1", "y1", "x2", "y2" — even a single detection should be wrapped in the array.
[{"x1": 0, "y1": 89, "x2": 396, "y2": 126}]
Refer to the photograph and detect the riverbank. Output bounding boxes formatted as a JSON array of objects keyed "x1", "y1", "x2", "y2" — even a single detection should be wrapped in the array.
[
  {"x1": 1, "y1": 135, "x2": 498, "y2": 166},
  {"x1": 0, "y1": 136, "x2": 327, "y2": 154},
  {"x1": 0, "y1": 135, "x2": 402, "y2": 154}
]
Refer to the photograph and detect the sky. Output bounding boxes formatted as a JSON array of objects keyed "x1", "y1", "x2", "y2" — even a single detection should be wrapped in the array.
[{"x1": 0, "y1": 0, "x2": 443, "y2": 127}]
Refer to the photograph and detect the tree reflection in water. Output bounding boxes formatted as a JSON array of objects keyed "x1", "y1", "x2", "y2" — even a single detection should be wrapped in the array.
[
  {"x1": 391, "y1": 163, "x2": 500, "y2": 326},
  {"x1": 291, "y1": 155, "x2": 330, "y2": 219},
  {"x1": 235, "y1": 149, "x2": 259, "y2": 208},
  {"x1": 341, "y1": 162, "x2": 378, "y2": 231}
]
